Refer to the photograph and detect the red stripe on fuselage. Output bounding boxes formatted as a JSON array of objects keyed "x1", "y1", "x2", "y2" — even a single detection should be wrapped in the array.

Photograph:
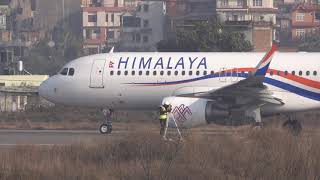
[
  {"x1": 238, "y1": 67, "x2": 320, "y2": 89},
  {"x1": 129, "y1": 67, "x2": 320, "y2": 90}
]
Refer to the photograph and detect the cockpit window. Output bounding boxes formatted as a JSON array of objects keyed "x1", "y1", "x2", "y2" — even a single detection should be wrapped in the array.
[
  {"x1": 69, "y1": 68, "x2": 75, "y2": 76},
  {"x1": 60, "y1": 68, "x2": 68, "y2": 75}
]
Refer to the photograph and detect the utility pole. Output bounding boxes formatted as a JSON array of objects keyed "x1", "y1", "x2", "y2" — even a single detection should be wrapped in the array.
[{"x1": 62, "y1": 0, "x2": 65, "y2": 20}]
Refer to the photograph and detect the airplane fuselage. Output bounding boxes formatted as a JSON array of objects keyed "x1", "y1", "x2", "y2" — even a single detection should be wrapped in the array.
[{"x1": 39, "y1": 52, "x2": 320, "y2": 115}]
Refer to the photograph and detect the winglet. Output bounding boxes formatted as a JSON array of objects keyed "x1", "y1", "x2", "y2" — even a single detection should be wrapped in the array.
[
  {"x1": 109, "y1": 47, "x2": 115, "y2": 53},
  {"x1": 253, "y1": 43, "x2": 278, "y2": 76}
]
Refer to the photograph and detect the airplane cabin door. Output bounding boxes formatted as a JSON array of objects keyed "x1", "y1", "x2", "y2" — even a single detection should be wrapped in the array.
[{"x1": 90, "y1": 59, "x2": 106, "y2": 88}]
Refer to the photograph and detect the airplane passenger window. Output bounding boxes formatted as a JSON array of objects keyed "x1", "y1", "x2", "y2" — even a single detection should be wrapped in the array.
[
  {"x1": 306, "y1": 71, "x2": 310, "y2": 76},
  {"x1": 139, "y1": 71, "x2": 143, "y2": 75},
  {"x1": 110, "y1": 71, "x2": 114, "y2": 76},
  {"x1": 284, "y1": 71, "x2": 288, "y2": 76},
  {"x1": 314, "y1": 71, "x2": 317, "y2": 76},
  {"x1": 299, "y1": 71, "x2": 302, "y2": 76},
  {"x1": 167, "y1": 71, "x2": 171, "y2": 76},
  {"x1": 291, "y1": 71, "x2": 295, "y2": 75},
  {"x1": 117, "y1": 71, "x2": 121, "y2": 75},
  {"x1": 68, "y1": 68, "x2": 75, "y2": 76},
  {"x1": 277, "y1": 71, "x2": 281, "y2": 76},
  {"x1": 160, "y1": 71, "x2": 164, "y2": 76},
  {"x1": 203, "y1": 71, "x2": 207, "y2": 75},
  {"x1": 146, "y1": 71, "x2": 150, "y2": 76},
  {"x1": 132, "y1": 71, "x2": 135, "y2": 76},
  {"x1": 196, "y1": 71, "x2": 200, "y2": 76},
  {"x1": 174, "y1": 71, "x2": 178, "y2": 75},
  {"x1": 124, "y1": 71, "x2": 128, "y2": 76},
  {"x1": 270, "y1": 71, "x2": 273, "y2": 76},
  {"x1": 182, "y1": 71, "x2": 186, "y2": 75},
  {"x1": 60, "y1": 68, "x2": 68, "y2": 75},
  {"x1": 189, "y1": 71, "x2": 192, "y2": 76},
  {"x1": 153, "y1": 71, "x2": 157, "y2": 76}
]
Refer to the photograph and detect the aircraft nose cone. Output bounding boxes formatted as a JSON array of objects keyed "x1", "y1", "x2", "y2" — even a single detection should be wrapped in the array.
[{"x1": 39, "y1": 80, "x2": 49, "y2": 99}]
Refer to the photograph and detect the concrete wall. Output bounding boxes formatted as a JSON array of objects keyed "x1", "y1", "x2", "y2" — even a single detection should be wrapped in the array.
[
  {"x1": 83, "y1": 11, "x2": 123, "y2": 27},
  {"x1": 248, "y1": 0, "x2": 274, "y2": 8},
  {"x1": 0, "y1": 75, "x2": 49, "y2": 87},
  {"x1": 253, "y1": 27, "x2": 273, "y2": 51},
  {"x1": 103, "y1": 0, "x2": 125, "y2": 7},
  {"x1": 0, "y1": 93, "x2": 27, "y2": 112},
  {"x1": 0, "y1": 93, "x2": 53, "y2": 112}
]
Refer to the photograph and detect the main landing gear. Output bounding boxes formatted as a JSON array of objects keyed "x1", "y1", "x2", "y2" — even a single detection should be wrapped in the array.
[
  {"x1": 282, "y1": 115, "x2": 302, "y2": 136},
  {"x1": 246, "y1": 107, "x2": 263, "y2": 129},
  {"x1": 99, "y1": 109, "x2": 113, "y2": 134}
]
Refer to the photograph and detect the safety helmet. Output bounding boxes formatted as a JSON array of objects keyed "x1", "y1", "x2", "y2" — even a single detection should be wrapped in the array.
[{"x1": 163, "y1": 101, "x2": 170, "y2": 106}]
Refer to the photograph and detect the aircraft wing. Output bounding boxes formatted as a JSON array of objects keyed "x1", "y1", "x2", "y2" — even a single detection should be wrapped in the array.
[{"x1": 179, "y1": 44, "x2": 284, "y2": 106}]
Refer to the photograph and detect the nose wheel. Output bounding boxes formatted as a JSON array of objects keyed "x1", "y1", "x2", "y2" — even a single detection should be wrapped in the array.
[
  {"x1": 99, "y1": 123, "x2": 112, "y2": 134},
  {"x1": 100, "y1": 109, "x2": 113, "y2": 134}
]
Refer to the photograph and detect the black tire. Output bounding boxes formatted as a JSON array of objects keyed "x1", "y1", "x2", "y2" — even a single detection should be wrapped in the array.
[{"x1": 99, "y1": 124, "x2": 112, "y2": 134}]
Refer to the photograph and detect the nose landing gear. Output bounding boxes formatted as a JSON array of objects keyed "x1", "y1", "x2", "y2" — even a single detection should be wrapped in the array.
[{"x1": 99, "y1": 109, "x2": 113, "y2": 134}]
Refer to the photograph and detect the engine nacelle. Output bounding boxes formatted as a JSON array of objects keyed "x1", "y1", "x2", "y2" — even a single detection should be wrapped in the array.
[
  {"x1": 162, "y1": 97, "x2": 208, "y2": 128},
  {"x1": 162, "y1": 97, "x2": 231, "y2": 128},
  {"x1": 162, "y1": 96, "x2": 258, "y2": 128}
]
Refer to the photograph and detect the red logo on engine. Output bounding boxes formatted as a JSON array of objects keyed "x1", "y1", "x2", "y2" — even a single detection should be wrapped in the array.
[
  {"x1": 172, "y1": 104, "x2": 192, "y2": 123},
  {"x1": 109, "y1": 61, "x2": 114, "y2": 68}
]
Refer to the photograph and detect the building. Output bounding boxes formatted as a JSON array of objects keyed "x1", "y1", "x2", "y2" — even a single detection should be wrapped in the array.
[
  {"x1": 166, "y1": 0, "x2": 216, "y2": 38},
  {"x1": 0, "y1": 1, "x2": 12, "y2": 75},
  {"x1": 0, "y1": 0, "x2": 9, "y2": 31},
  {"x1": 291, "y1": 3, "x2": 320, "y2": 40},
  {"x1": 0, "y1": 0, "x2": 10, "y2": 42},
  {"x1": 82, "y1": 0, "x2": 126, "y2": 54},
  {"x1": 119, "y1": 1, "x2": 166, "y2": 51},
  {"x1": 0, "y1": 75, "x2": 50, "y2": 112},
  {"x1": 277, "y1": 0, "x2": 295, "y2": 43},
  {"x1": 216, "y1": 0, "x2": 277, "y2": 51}
]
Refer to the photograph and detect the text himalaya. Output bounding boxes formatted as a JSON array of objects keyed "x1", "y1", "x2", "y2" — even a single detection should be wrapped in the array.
[{"x1": 117, "y1": 56, "x2": 208, "y2": 69}]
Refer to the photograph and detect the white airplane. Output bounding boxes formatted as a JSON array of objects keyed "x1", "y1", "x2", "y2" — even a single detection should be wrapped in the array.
[{"x1": 39, "y1": 44, "x2": 320, "y2": 134}]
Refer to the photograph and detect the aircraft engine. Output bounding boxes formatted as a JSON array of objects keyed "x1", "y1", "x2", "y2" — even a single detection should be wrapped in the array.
[{"x1": 161, "y1": 97, "x2": 230, "y2": 128}]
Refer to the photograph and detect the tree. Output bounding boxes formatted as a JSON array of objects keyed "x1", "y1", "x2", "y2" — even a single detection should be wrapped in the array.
[
  {"x1": 24, "y1": 11, "x2": 83, "y2": 75},
  {"x1": 157, "y1": 20, "x2": 253, "y2": 52},
  {"x1": 298, "y1": 30, "x2": 320, "y2": 52}
]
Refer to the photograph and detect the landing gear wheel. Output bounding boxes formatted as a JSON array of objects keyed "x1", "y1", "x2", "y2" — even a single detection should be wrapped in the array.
[
  {"x1": 282, "y1": 120, "x2": 302, "y2": 136},
  {"x1": 252, "y1": 122, "x2": 264, "y2": 129},
  {"x1": 99, "y1": 124, "x2": 112, "y2": 134}
]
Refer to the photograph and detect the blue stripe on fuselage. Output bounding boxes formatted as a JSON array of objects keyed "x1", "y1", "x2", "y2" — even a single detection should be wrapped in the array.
[{"x1": 124, "y1": 73, "x2": 320, "y2": 101}]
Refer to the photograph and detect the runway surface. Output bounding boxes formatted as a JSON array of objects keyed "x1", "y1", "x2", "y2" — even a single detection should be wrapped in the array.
[
  {"x1": 0, "y1": 128, "x2": 318, "y2": 147},
  {"x1": 0, "y1": 129, "x2": 116, "y2": 147},
  {"x1": 0, "y1": 128, "x2": 238, "y2": 147}
]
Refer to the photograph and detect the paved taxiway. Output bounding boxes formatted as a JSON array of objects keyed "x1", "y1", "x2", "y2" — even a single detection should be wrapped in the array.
[
  {"x1": 0, "y1": 128, "x2": 240, "y2": 147},
  {"x1": 0, "y1": 130, "x2": 112, "y2": 147},
  {"x1": 0, "y1": 128, "x2": 318, "y2": 147}
]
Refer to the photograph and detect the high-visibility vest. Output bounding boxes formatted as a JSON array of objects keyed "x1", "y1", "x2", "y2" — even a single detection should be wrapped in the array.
[
  {"x1": 159, "y1": 106, "x2": 168, "y2": 120},
  {"x1": 160, "y1": 114, "x2": 167, "y2": 120}
]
